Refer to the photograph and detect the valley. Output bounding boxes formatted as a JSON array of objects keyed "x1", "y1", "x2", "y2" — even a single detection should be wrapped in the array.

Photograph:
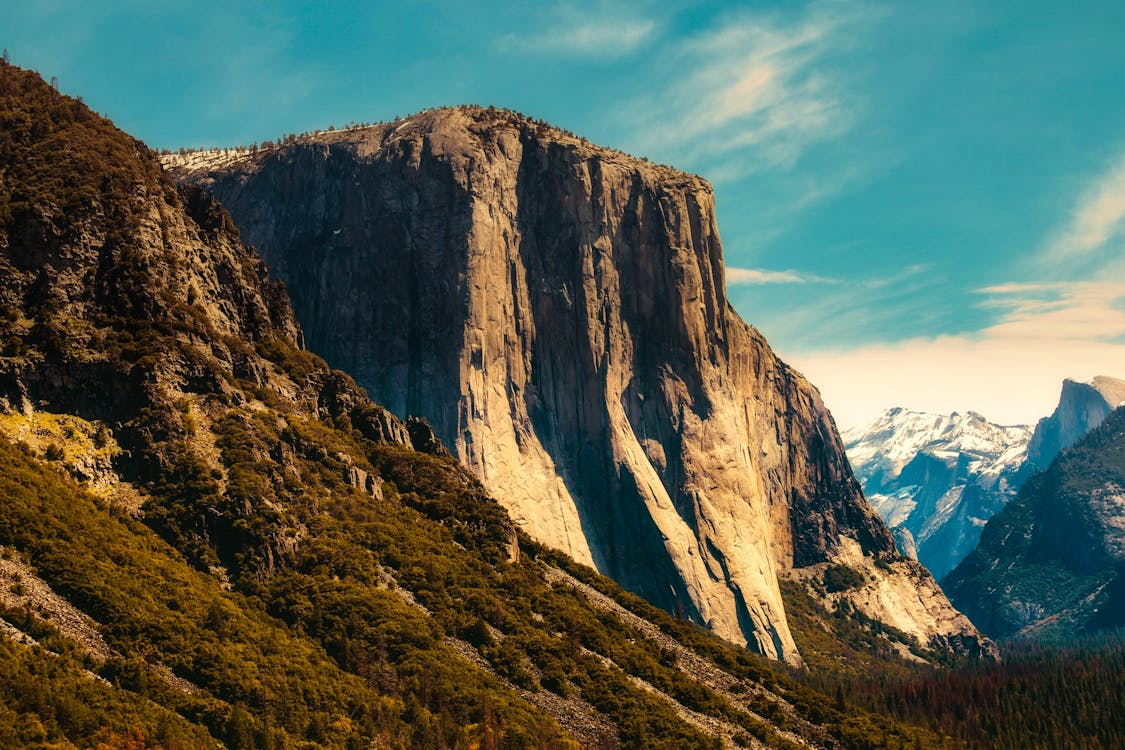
[{"x1": 0, "y1": 56, "x2": 1123, "y2": 750}]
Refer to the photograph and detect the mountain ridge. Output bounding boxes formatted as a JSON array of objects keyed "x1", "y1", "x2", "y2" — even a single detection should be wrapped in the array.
[
  {"x1": 944, "y1": 405, "x2": 1125, "y2": 641},
  {"x1": 843, "y1": 408, "x2": 1031, "y2": 579}
]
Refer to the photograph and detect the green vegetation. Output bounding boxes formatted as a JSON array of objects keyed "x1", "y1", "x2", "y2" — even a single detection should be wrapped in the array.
[
  {"x1": 0, "y1": 437, "x2": 407, "y2": 748},
  {"x1": 843, "y1": 634, "x2": 1125, "y2": 750},
  {"x1": 0, "y1": 60, "x2": 161, "y2": 228},
  {"x1": 783, "y1": 565, "x2": 1125, "y2": 749},
  {"x1": 823, "y1": 565, "x2": 866, "y2": 593},
  {"x1": 944, "y1": 407, "x2": 1125, "y2": 640},
  {"x1": 0, "y1": 621, "x2": 216, "y2": 750},
  {"x1": 538, "y1": 549, "x2": 957, "y2": 749}
]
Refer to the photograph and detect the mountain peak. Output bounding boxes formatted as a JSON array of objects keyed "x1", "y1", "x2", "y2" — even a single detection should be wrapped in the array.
[
  {"x1": 163, "y1": 104, "x2": 706, "y2": 193},
  {"x1": 1090, "y1": 374, "x2": 1125, "y2": 406},
  {"x1": 845, "y1": 407, "x2": 1032, "y2": 579},
  {"x1": 1026, "y1": 374, "x2": 1125, "y2": 470}
]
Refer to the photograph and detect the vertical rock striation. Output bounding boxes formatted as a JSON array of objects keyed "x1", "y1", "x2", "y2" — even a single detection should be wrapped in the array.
[
  {"x1": 167, "y1": 107, "x2": 985, "y2": 663},
  {"x1": 1025, "y1": 376, "x2": 1125, "y2": 471}
]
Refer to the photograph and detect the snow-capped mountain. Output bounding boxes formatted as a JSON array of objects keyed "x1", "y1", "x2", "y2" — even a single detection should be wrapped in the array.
[{"x1": 844, "y1": 409, "x2": 1032, "y2": 580}]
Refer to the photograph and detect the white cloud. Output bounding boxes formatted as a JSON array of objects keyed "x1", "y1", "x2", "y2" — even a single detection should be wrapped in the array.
[
  {"x1": 780, "y1": 150, "x2": 1125, "y2": 432},
  {"x1": 785, "y1": 281, "x2": 1125, "y2": 430},
  {"x1": 726, "y1": 267, "x2": 832, "y2": 285},
  {"x1": 976, "y1": 281, "x2": 1125, "y2": 342},
  {"x1": 1045, "y1": 150, "x2": 1125, "y2": 262},
  {"x1": 626, "y1": 3, "x2": 864, "y2": 173},
  {"x1": 495, "y1": 5, "x2": 656, "y2": 59}
]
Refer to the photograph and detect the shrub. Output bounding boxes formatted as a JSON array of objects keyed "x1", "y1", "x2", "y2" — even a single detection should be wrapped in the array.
[{"x1": 824, "y1": 564, "x2": 866, "y2": 593}]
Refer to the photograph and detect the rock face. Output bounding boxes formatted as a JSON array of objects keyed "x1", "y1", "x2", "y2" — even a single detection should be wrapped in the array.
[
  {"x1": 944, "y1": 407, "x2": 1125, "y2": 641},
  {"x1": 167, "y1": 106, "x2": 987, "y2": 663},
  {"x1": 844, "y1": 409, "x2": 1031, "y2": 580},
  {"x1": 1025, "y1": 376, "x2": 1125, "y2": 471}
]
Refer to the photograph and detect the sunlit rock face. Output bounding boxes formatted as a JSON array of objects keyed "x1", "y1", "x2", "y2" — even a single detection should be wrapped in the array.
[{"x1": 167, "y1": 106, "x2": 986, "y2": 664}]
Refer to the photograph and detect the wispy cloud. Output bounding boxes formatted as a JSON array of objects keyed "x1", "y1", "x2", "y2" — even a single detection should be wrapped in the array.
[
  {"x1": 977, "y1": 281, "x2": 1125, "y2": 341},
  {"x1": 733, "y1": 262, "x2": 933, "y2": 346},
  {"x1": 1044, "y1": 150, "x2": 1125, "y2": 263},
  {"x1": 625, "y1": 2, "x2": 867, "y2": 174},
  {"x1": 495, "y1": 4, "x2": 656, "y2": 60},
  {"x1": 726, "y1": 267, "x2": 833, "y2": 285}
]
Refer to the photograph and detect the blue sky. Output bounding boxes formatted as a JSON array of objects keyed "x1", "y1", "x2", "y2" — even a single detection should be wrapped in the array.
[{"x1": 4, "y1": 0, "x2": 1124, "y2": 427}]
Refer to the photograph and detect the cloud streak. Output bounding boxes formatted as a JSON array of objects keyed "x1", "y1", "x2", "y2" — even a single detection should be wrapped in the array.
[
  {"x1": 626, "y1": 2, "x2": 864, "y2": 174},
  {"x1": 787, "y1": 281, "x2": 1125, "y2": 430},
  {"x1": 1045, "y1": 150, "x2": 1125, "y2": 263},
  {"x1": 495, "y1": 4, "x2": 656, "y2": 60},
  {"x1": 726, "y1": 267, "x2": 834, "y2": 285}
]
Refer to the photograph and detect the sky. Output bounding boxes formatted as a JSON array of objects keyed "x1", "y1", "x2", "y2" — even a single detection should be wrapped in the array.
[{"x1": 4, "y1": 0, "x2": 1124, "y2": 429}]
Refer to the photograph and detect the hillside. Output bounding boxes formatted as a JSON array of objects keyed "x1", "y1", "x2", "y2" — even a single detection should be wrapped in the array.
[
  {"x1": 0, "y1": 60, "x2": 969, "y2": 750},
  {"x1": 944, "y1": 407, "x2": 1125, "y2": 641}
]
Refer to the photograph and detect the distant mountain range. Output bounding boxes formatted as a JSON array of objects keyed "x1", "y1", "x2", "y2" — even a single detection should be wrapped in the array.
[
  {"x1": 846, "y1": 375, "x2": 1125, "y2": 583},
  {"x1": 944, "y1": 405, "x2": 1125, "y2": 641},
  {"x1": 844, "y1": 410, "x2": 1031, "y2": 580}
]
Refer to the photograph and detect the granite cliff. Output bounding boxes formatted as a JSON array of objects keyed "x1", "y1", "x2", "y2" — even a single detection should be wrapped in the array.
[
  {"x1": 1025, "y1": 376, "x2": 1125, "y2": 471},
  {"x1": 167, "y1": 106, "x2": 988, "y2": 664}
]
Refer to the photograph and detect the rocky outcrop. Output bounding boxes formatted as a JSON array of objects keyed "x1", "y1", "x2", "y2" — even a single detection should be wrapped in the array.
[
  {"x1": 944, "y1": 407, "x2": 1125, "y2": 640},
  {"x1": 0, "y1": 69, "x2": 416, "y2": 456},
  {"x1": 167, "y1": 106, "x2": 986, "y2": 664},
  {"x1": 789, "y1": 539, "x2": 997, "y2": 660},
  {"x1": 1025, "y1": 376, "x2": 1125, "y2": 471},
  {"x1": 844, "y1": 409, "x2": 1031, "y2": 580}
]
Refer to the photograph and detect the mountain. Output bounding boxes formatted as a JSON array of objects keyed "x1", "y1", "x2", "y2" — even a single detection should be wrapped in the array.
[
  {"x1": 1024, "y1": 375, "x2": 1125, "y2": 471},
  {"x1": 0, "y1": 60, "x2": 976, "y2": 750},
  {"x1": 943, "y1": 406, "x2": 1125, "y2": 641},
  {"x1": 165, "y1": 107, "x2": 989, "y2": 666},
  {"x1": 843, "y1": 409, "x2": 1031, "y2": 580}
]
